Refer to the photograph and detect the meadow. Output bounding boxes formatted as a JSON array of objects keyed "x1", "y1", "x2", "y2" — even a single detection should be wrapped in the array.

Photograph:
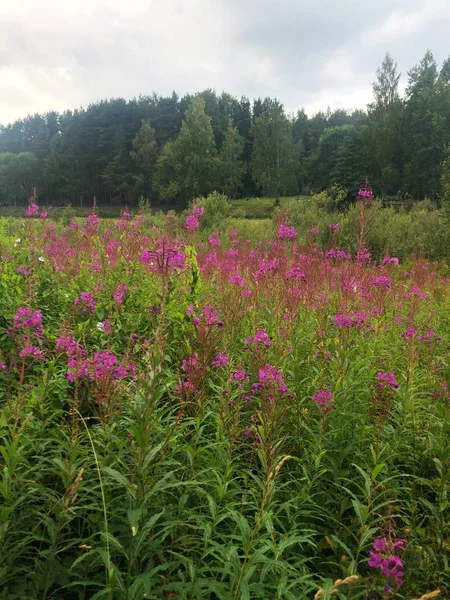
[{"x1": 0, "y1": 195, "x2": 449, "y2": 599}]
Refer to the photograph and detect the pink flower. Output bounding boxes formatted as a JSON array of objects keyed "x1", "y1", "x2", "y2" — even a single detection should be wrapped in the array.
[
  {"x1": 403, "y1": 327, "x2": 418, "y2": 340},
  {"x1": 212, "y1": 353, "x2": 229, "y2": 368},
  {"x1": 74, "y1": 292, "x2": 96, "y2": 314},
  {"x1": 192, "y1": 206, "x2": 204, "y2": 218},
  {"x1": 333, "y1": 314, "x2": 353, "y2": 329},
  {"x1": 233, "y1": 369, "x2": 246, "y2": 381},
  {"x1": 383, "y1": 255, "x2": 399, "y2": 266},
  {"x1": 25, "y1": 203, "x2": 39, "y2": 217},
  {"x1": 309, "y1": 226, "x2": 319, "y2": 234},
  {"x1": 184, "y1": 215, "x2": 199, "y2": 231},
  {"x1": 357, "y1": 248, "x2": 371, "y2": 262},
  {"x1": 368, "y1": 536, "x2": 405, "y2": 589},
  {"x1": 19, "y1": 344, "x2": 44, "y2": 360},
  {"x1": 371, "y1": 275, "x2": 392, "y2": 288},
  {"x1": 329, "y1": 223, "x2": 339, "y2": 231},
  {"x1": 376, "y1": 371, "x2": 399, "y2": 389},
  {"x1": 230, "y1": 273, "x2": 245, "y2": 286},
  {"x1": 312, "y1": 389, "x2": 334, "y2": 412},
  {"x1": 245, "y1": 330, "x2": 270, "y2": 349},
  {"x1": 278, "y1": 223, "x2": 297, "y2": 240}
]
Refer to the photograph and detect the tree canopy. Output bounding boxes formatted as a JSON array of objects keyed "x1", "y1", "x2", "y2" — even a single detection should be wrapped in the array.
[{"x1": 1, "y1": 50, "x2": 450, "y2": 207}]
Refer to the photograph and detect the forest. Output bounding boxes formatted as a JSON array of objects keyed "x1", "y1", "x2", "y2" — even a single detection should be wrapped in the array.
[{"x1": 0, "y1": 50, "x2": 449, "y2": 207}]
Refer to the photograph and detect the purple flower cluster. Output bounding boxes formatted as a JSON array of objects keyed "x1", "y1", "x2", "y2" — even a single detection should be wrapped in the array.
[
  {"x1": 25, "y1": 203, "x2": 39, "y2": 217},
  {"x1": 383, "y1": 255, "x2": 399, "y2": 266},
  {"x1": 371, "y1": 275, "x2": 392, "y2": 288},
  {"x1": 418, "y1": 329, "x2": 439, "y2": 343},
  {"x1": 184, "y1": 215, "x2": 199, "y2": 231},
  {"x1": 258, "y1": 364, "x2": 288, "y2": 394},
  {"x1": 368, "y1": 536, "x2": 405, "y2": 590},
  {"x1": 333, "y1": 312, "x2": 371, "y2": 330},
  {"x1": 376, "y1": 371, "x2": 399, "y2": 389},
  {"x1": 202, "y1": 306, "x2": 223, "y2": 327},
  {"x1": 192, "y1": 206, "x2": 205, "y2": 218},
  {"x1": 8, "y1": 307, "x2": 45, "y2": 361},
  {"x1": 86, "y1": 213, "x2": 100, "y2": 233},
  {"x1": 357, "y1": 187, "x2": 374, "y2": 199},
  {"x1": 329, "y1": 223, "x2": 340, "y2": 231},
  {"x1": 19, "y1": 345, "x2": 44, "y2": 359},
  {"x1": 11, "y1": 307, "x2": 43, "y2": 336},
  {"x1": 211, "y1": 353, "x2": 229, "y2": 368},
  {"x1": 245, "y1": 330, "x2": 271, "y2": 349},
  {"x1": 325, "y1": 248, "x2": 351, "y2": 260},
  {"x1": 187, "y1": 304, "x2": 224, "y2": 328},
  {"x1": 74, "y1": 292, "x2": 97, "y2": 315},
  {"x1": 255, "y1": 259, "x2": 277, "y2": 279},
  {"x1": 357, "y1": 248, "x2": 371, "y2": 262},
  {"x1": 233, "y1": 369, "x2": 246, "y2": 381},
  {"x1": 312, "y1": 389, "x2": 334, "y2": 412},
  {"x1": 403, "y1": 327, "x2": 418, "y2": 340},
  {"x1": 208, "y1": 231, "x2": 221, "y2": 246},
  {"x1": 113, "y1": 284, "x2": 128, "y2": 306},
  {"x1": 57, "y1": 339, "x2": 134, "y2": 383},
  {"x1": 17, "y1": 266, "x2": 31, "y2": 277},
  {"x1": 91, "y1": 351, "x2": 134, "y2": 381},
  {"x1": 278, "y1": 223, "x2": 297, "y2": 240},
  {"x1": 229, "y1": 273, "x2": 245, "y2": 286}
]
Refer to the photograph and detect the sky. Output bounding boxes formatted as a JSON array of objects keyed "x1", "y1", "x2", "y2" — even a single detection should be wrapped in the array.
[{"x1": 1, "y1": 0, "x2": 450, "y2": 125}]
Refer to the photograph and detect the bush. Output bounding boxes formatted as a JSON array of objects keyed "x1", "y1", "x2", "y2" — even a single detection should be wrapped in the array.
[{"x1": 194, "y1": 191, "x2": 231, "y2": 231}]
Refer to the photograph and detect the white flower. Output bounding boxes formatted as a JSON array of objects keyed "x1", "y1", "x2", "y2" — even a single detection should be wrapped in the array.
[
  {"x1": 96, "y1": 322, "x2": 104, "y2": 331},
  {"x1": 38, "y1": 256, "x2": 45, "y2": 263}
]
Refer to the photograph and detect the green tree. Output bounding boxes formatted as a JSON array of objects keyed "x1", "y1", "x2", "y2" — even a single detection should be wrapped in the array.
[
  {"x1": 0, "y1": 152, "x2": 39, "y2": 205},
  {"x1": 441, "y1": 148, "x2": 450, "y2": 219},
  {"x1": 130, "y1": 120, "x2": 158, "y2": 198},
  {"x1": 307, "y1": 125, "x2": 355, "y2": 191},
  {"x1": 154, "y1": 97, "x2": 218, "y2": 205},
  {"x1": 367, "y1": 53, "x2": 404, "y2": 194},
  {"x1": 219, "y1": 121, "x2": 244, "y2": 198},
  {"x1": 403, "y1": 50, "x2": 443, "y2": 198},
  {"x1": 251, "y1": 101, "x2": 299, "y2": 205}
]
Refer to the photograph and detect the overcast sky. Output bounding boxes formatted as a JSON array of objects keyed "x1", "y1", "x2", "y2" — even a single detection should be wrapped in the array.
[{"x1": 1, "y1": 0, "x2": 450, "y2": 125}]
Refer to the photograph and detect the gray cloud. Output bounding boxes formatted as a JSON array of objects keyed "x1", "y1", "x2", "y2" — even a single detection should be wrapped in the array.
[{"x1": 1, "y1": 0, "x2": 449, "y2": 125}]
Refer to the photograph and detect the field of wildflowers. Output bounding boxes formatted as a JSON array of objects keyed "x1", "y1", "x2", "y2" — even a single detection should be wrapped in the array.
[{"x1": 0, "y1": 197, "x2": 449, "y2": 599}]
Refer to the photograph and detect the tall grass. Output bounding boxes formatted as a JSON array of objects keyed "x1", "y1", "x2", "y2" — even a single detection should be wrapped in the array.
[{"x1": 0, "y1": 205, "x2": 449, "y2": 599}]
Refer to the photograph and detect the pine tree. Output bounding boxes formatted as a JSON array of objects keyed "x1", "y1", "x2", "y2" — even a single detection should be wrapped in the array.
[
  {"x1": 219, "y1": 121, "x2": 244, "y2": 198},
  {"x1": 130, "y1": 120, "x2": 158, "y2": 198},
  {"x1": 367, "y1": 53, "x2": 404, "y2": 195},
  {"x1": 154, "y1": 97, "x2": 218, "y2": 205},
  {"x1": 251, "y1": 101, "x2": 299, "y2": 205},
  {"x1": 403, "y1": 51, "x2": 442, "y2": 198}
]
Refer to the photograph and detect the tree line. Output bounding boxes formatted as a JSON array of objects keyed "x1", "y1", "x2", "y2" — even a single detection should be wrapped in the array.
[{"x1": 0, "y1": 50, "x2": 449, "y2": 208}]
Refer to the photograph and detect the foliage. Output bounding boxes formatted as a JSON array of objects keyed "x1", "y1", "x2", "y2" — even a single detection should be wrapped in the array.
[
  {"x1": 1, "y1": 51, "x2": 450, "y2": 206},
  {"x1": 130, "y1": 120, "x2": 158, "y2": 199},
  {"x1": 0, "y1": 210, "x2": 449, "y2": 599},
  {"x1": 251, "y1": 101, "x2": 299, "y2": 204},
  {"x1": 0, "y1": 152, "x2": 39, "y2": 205},
  {"x1": 219, "y1": 121, "x2": 245, "y2": 199},
  {"x1": 154, "y1": 97, "x2": 218, "y2": 206}
]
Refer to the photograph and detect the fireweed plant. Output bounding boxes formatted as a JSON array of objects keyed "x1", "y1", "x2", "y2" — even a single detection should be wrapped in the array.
[{"x1": 0, "y1": 202, "x2": 448, "y2": 599}]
